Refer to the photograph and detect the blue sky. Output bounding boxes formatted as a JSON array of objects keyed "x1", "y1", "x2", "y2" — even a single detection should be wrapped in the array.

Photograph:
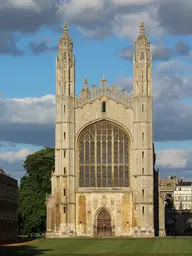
[{"x1": 1, "y1": 0, "x2": 192, "y2": 181}]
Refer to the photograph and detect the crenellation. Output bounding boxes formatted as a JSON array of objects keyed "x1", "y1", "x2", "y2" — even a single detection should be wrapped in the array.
[{"x1": 75, "y1": 83, "x2": 132, "y2": 109}]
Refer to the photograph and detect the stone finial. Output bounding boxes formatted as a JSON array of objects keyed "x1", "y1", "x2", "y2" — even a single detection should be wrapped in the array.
[
  {"x1": 101, "y1": 73, "x2": 107, "y2": 82},
  {"x1": 58, "y1": 22, "x2": 73, "y2": 49},
  {"x1": 135, "y1": 22, "x2": 150, "y2": 49},
  {"x1": 100, "y1": 73, "x2": 108, "y2": 89},
  {"x1": 84, "y1": 77, "x2": 88, "y2": 88},
  {"x1": 139, "y1": 22, "x2": 145, "y2": 35},
  {"x1": 63, "y1": 22, "x2": 68, "y2": 32}
]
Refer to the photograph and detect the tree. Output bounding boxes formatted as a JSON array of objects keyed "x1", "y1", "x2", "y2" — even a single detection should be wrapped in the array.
[{"x1": 18, "y1": 147, "x2": 54, "y2": 235}]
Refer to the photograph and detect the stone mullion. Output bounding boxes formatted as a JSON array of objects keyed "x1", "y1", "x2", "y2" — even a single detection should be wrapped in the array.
[
  {"x1": 123, "y1": 139, "x2": 125, "y2": 186},
  {"x1": 101, "y1": 129, "x2": 103, "y2": 187},
  {"x1": 118, "y1": 140, "x2": 120, "y2": 187},
  {"x1": 106, "y1": 132, "x2": 108, "y2": 187},
  {"x1": 94, "y1": 128, "x2": 97, "y2": 187},
  {"x1": 83, "y1": 141, "x2": 86, "y2": 186},
  {"x1": 88, "y1": 141, "x2": 91, "y2": 187},
  {"x1": 112, "y1": 127, "x2": 114, "y2": 187}
]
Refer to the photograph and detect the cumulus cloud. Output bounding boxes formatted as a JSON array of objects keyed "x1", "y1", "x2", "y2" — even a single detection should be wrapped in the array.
[
  {"x1": 0, "y1": 158, "x2": 26, "y2": 181},
  {"x1": 157, "y1": 0, "x2": 192, "y2": 35},
  {"x1": 0, "y1": 147, "x2": 35, "y2": 181},
  {"x1": 0, "y1": 0, "x2": 59, "y2": 55},
  {"x1": 4, "y1": 0, "x2": 38, "y2": 9},
  {"x1": 28, "y1": 40, "x2": 57, "y2": 55},
  {"x1": 1, "y1": 0, "x2": 192, "y2": 55},
  {"x1": 155, "y1": 60, "x2": 185, "y2": 74},
  {"x1": 0, "y1": 32, "x2": 24, "y2": 56},
  {"x1": 156, "y1": 149, "x2": 192, "y2": 179},
  {"x1": 0, "y1": 95, "x2": 55, "y2": 146},
  {"x1": 0, "y1": 148, "x2": 31, "y2": 163},
  {"x1": 117, "y1": 41, "x2": 191, "y2": 61},
  {"x1": 0, "y1": 95, "x2": 55, "y2": 124},
  {"x1": 157, "y1": 149, "x2": 189, "y2": 169}
]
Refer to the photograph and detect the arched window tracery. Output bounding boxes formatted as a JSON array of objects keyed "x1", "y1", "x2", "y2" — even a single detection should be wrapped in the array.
[{"x1": 78, "y1": 120, "x2": 129, "y2": 188}]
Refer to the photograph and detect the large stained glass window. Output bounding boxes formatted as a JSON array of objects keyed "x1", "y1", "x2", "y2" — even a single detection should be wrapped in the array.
[{"x1": 78, "y1": 121, "x2": 129, "y2": 188}]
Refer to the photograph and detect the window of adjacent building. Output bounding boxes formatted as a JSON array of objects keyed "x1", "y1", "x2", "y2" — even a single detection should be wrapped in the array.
[
  {"x1": 142, "y1": 168, "x2": 144, "y2": 174},
  {"x1": 142, "y1": 151, "x2": 144, "y2": 158},
  {"x1": 64, "y1": 132, "x2": 66, "y2": 139},
  {"x1": 64, "y1": 105, "x2": 66, "y2": 112},
  {"x1": 64, "y1": 167, "x2": 66, "y2": 174},
  {"x1": 64, "y1": 150, "x2": 66, "y2": 158},
  {"x1": 102, "y1": 101, "x2": 106, "y2": 112},
  {"x1": 141, "y1": 104, "x2": 144, "y2": 112},
  {"x1": 142, "y1": 132, "x2": 144, "y2": 140},
  {"x1": 63, "y1": 188, "x2": 66, "y2": 196},
  {"x1": 63, "y1": 206, "x2": 66, "y2": 214},
  {"x1": 142, "y1": 206, "x2": 144, "y2": 214}
]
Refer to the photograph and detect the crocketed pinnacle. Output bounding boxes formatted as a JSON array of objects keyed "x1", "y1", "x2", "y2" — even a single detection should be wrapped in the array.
[{"x1": 139, "y1": 22, "x2": 145, "y2": 35}]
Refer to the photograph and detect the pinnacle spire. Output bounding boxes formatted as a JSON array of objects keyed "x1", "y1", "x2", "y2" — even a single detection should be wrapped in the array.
[
  {"x1": 139, "y1": 22, "x2": 145, "y2": 35},
  {"x1": 102, "y1": 73, "x2": 106, "y2": 80},
  {"x1": 63, "y1": 22, "x2": 68, "y2": 32},
  {"x1": 84, "y1": 77, "x2": 88, "y2": 88},
  {"x1": 58, "y1": 22, "x2": 73, "y2": 50}
]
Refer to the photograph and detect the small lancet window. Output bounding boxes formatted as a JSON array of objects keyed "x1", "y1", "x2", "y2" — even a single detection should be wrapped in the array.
[{"x1": 102, "y1": 101, "x2": 106, "y2": 112}]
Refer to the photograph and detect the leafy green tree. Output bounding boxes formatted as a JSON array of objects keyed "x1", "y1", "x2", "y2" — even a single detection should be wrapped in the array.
[{"x1": 18, "y1": 147, "x2": 54, "y2": 235}]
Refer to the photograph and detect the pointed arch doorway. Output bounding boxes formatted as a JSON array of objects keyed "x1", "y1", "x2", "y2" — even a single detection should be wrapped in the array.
[{"x1": 97, "y1": 209, "x2": 112, "y2": 236}]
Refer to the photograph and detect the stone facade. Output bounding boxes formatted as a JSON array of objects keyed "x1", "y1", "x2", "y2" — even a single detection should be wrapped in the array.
[
  {"x1": 159, "y1": 176, "x2": 179, "y2": 198},
  {"x1": 46, "y1": 22, "x2": 165, "y2": 238},
  {"x1": 0, "y1": 168, "x2": 18, "y2": 243}
]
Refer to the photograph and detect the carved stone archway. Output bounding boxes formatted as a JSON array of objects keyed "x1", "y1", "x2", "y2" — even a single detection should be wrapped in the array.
[{"x1": 96, "y1": 209, "x2": 112, "y2": 236}]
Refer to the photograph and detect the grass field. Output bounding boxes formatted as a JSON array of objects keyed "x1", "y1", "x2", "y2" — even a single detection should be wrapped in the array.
[{"x1": 1, "y1": 237, "x2": 192, "y2": 256}]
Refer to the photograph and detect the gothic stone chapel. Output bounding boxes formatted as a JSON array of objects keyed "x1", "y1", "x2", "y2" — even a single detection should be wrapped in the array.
[{"x1": 46, "y1": 22, "x2": 165, "y2": 238}]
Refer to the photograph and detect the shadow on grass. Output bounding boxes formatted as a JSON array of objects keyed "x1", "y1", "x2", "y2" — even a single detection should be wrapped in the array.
[
  {"x1": 0, "y1": 245, "x2": 51, "y2": 256},
  {"x1": 0, "y1": 238, "x2": 51, "y2": 256}
]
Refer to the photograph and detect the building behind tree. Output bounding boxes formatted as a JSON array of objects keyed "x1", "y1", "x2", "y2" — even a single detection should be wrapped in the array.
[{"x1": 0, "y1": 168, "x2": 18, "y2": 243}]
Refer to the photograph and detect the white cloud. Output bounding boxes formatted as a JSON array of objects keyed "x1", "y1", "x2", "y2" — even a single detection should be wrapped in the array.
[
  {"x1": 0, "y1": 95, "x2": 55, "y2": 124},
  {"x1": 155, "y1": 60, "x2": 185, "y2": 74},
  {"x1": 111, "y1": 6, "x2": 164, "y2": 41},
  {"x1": 0, "y1": 148, "x2": 32, "y2": 163},
  {"x1": 1, "y1": 0, "x2": 38, "y2": 9},
  {"x1": 157, "y1": 149, "x2": 190, "y2": 169},
  {"x1": 57, "y1": 0, "x2": 105, "y2": 25},
  {"x1": 56, "y1": 0, "x2": 164, "y2": 40},
  {"x1": 111, "y1": 0, "x2": 156, "y2": 6},
  {"x1": 1, "y1": 0, "x2": 192, "y2": 44}
]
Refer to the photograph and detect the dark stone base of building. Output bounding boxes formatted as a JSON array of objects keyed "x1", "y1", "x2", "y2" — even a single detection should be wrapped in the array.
[{"x1": 0, "y1": 219, "x2": 17, "y2": 244}]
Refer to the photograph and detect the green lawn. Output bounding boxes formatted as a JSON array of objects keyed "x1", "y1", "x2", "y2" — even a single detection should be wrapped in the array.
[{"x1": 1, "y1": 237, "x2": 192, "y2": 256}]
